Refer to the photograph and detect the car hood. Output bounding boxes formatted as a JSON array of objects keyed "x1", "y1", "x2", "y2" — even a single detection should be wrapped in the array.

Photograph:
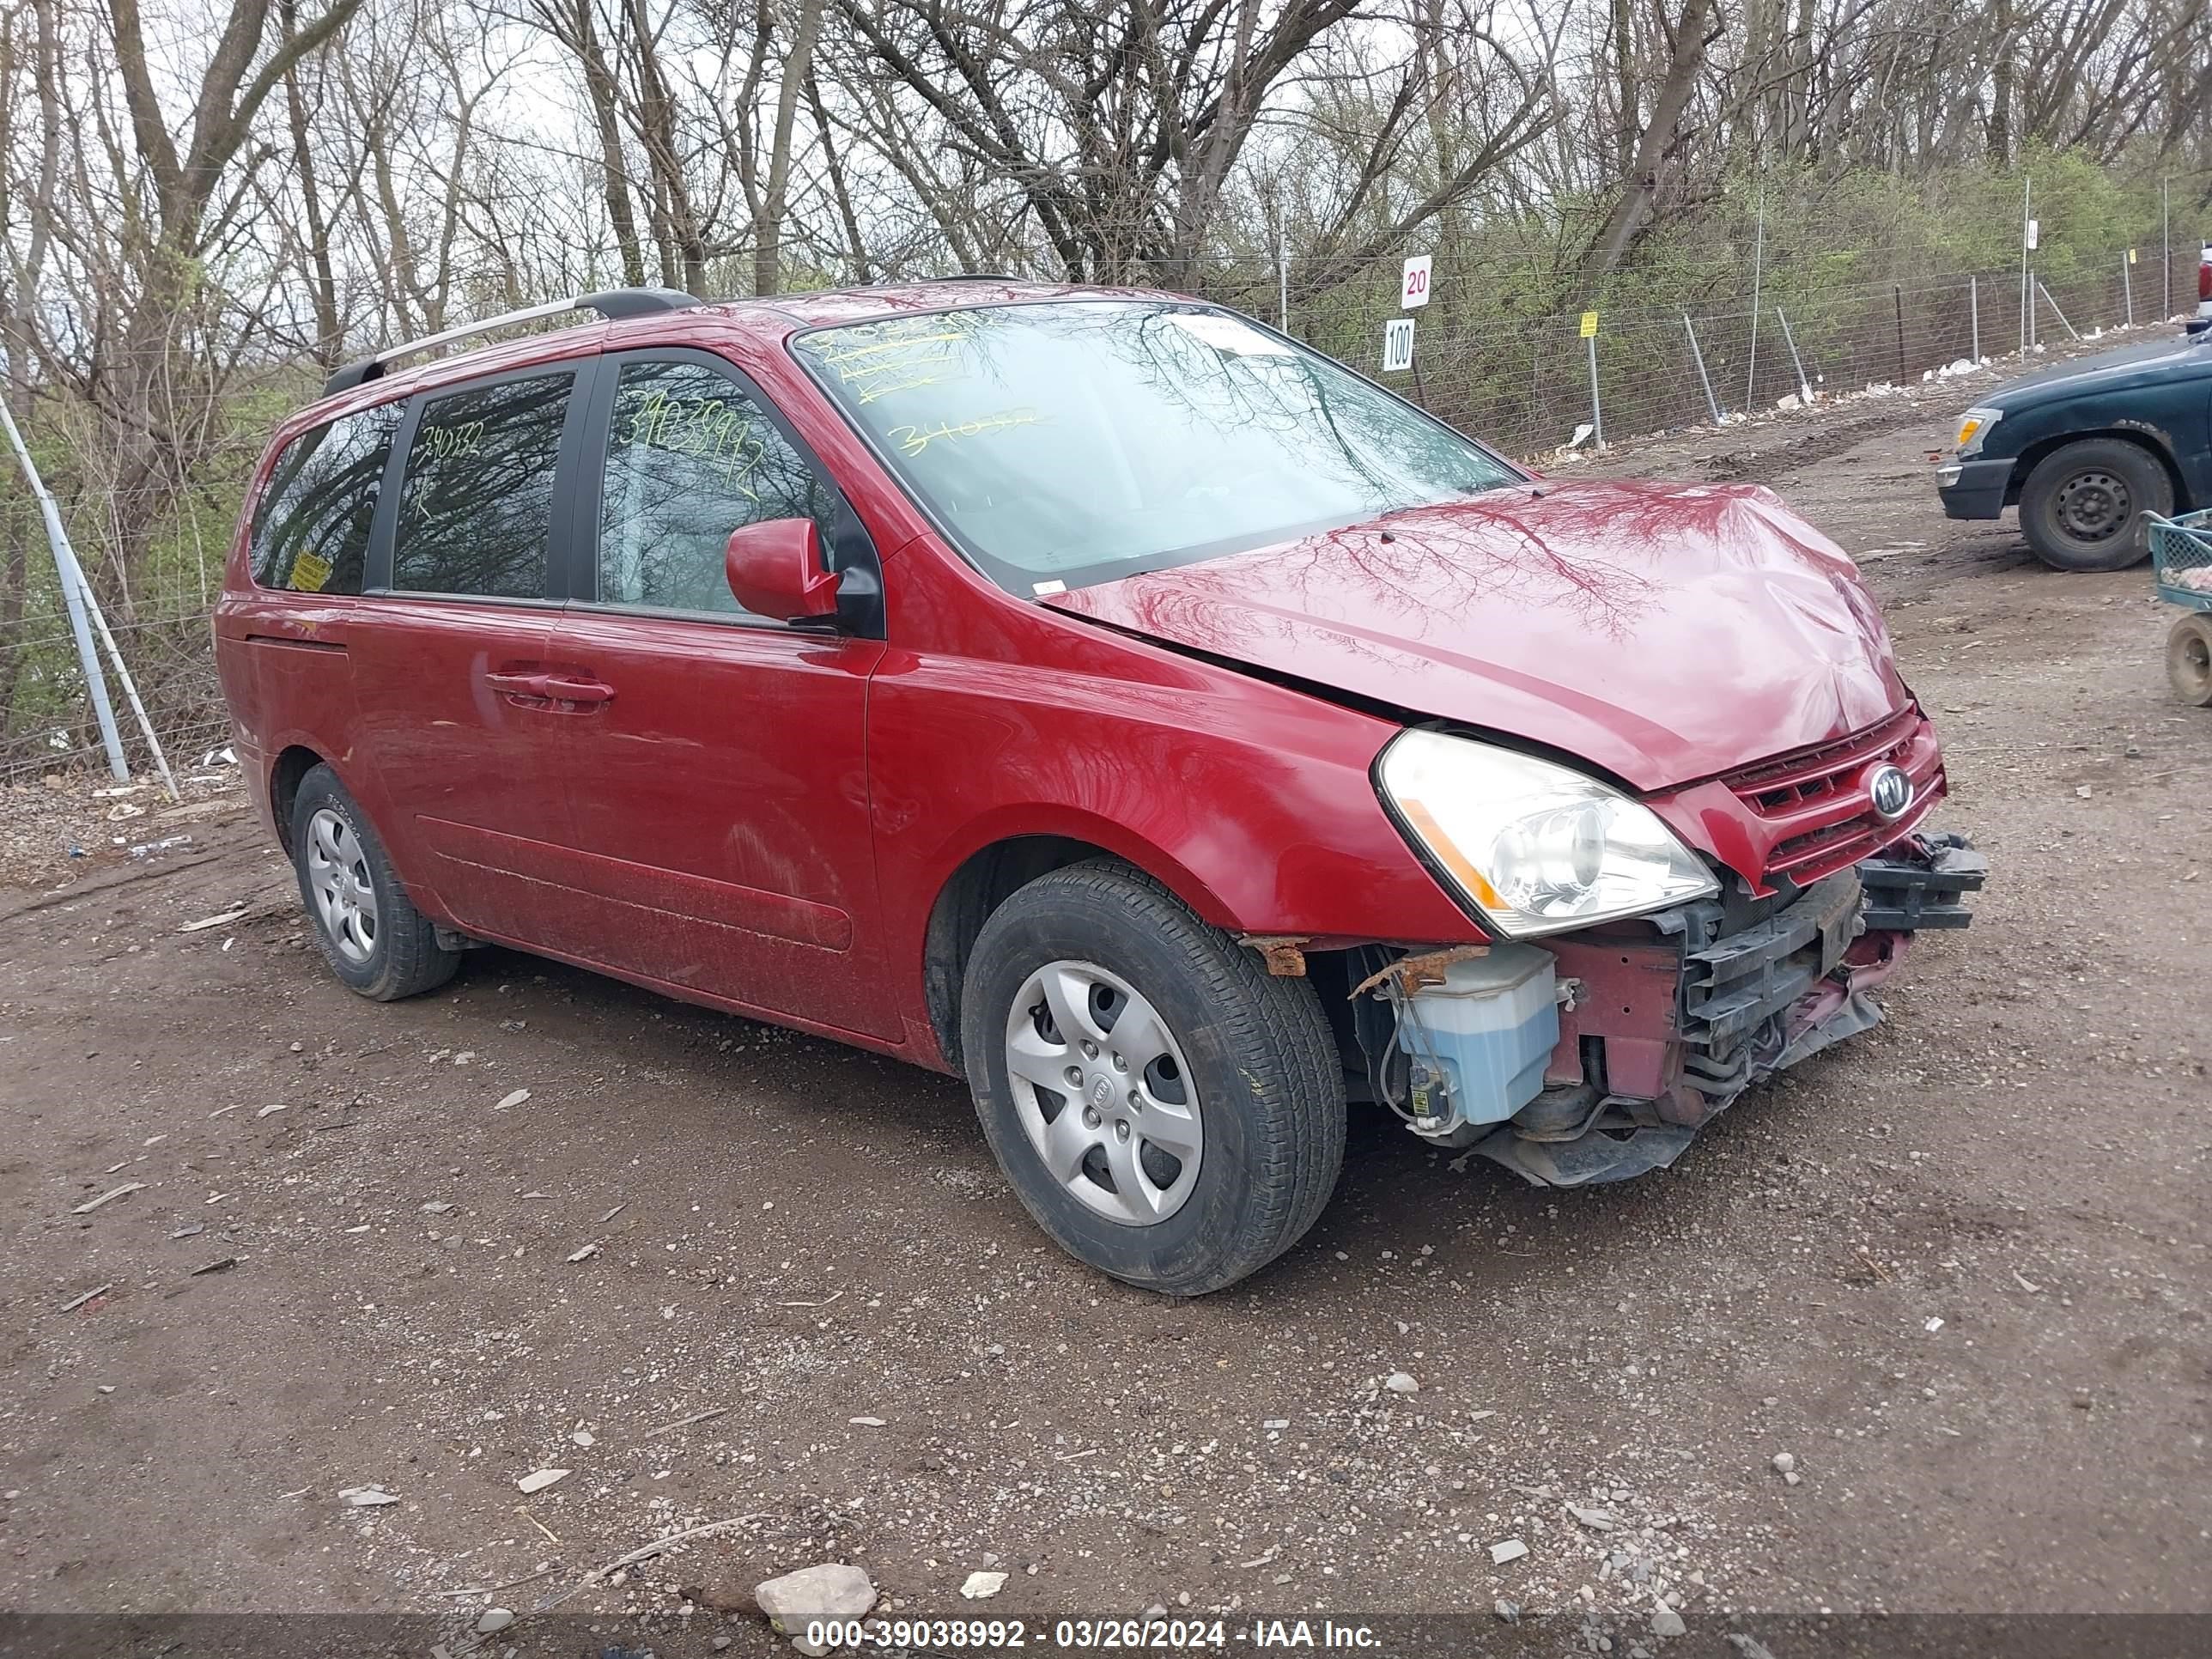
[
  {"x1": 1043, "y1": 480, "x2": 1912, "y2": 792},
  {"x1": 1982, "y1": 333, "x2": 2212, "y2": 407}
]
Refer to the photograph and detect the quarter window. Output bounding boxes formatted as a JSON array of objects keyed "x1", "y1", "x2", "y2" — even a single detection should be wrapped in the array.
[
  {"x1": 596, "y1": 359, "x2": 834, "y2": 617},
  {"x1": 393, "y1": 372, "x2": 574, "y2": 598},
  {"x1": 249, "y1": 403, "x2": 402, "y2": 595}
]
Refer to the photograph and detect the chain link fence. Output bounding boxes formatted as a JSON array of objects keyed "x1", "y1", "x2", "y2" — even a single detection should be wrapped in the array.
[{"x1": 1, "y1": 243, "x2": 2192, "y2": 785}]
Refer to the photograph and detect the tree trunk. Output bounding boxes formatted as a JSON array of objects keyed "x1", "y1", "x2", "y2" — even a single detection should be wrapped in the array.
[
  {"x1": 1580, "y1": 0, "x2": 1712, "y2": 295},
  {"x1": 754, "y1": 0, "x2": 824, "y2": 297}
]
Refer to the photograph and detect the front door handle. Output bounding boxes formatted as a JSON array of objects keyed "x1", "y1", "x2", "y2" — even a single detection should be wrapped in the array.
[
  {"x1": 484, "y1": 669, "x2": 616, "y2": 707},
  {"x1": 539, "y1": 676, "x2": 615, "y2": 705},
  {"x1": 483, "y1": 669, "x2": 556, "y2": 699}
]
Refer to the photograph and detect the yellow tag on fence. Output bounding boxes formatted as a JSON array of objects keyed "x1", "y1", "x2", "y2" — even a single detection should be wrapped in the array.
[{"x1": 1579, "y1": 311, "x2": 1600, "y2": 338}]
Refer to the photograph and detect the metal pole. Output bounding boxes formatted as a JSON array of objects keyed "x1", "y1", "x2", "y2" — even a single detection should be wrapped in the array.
[
  {"x1": 1585, "y1": 331, "x2": 1604, "y2": 449},
  {"x1": 1893, "y1": 285, "x2": 1907, "y2": 385},
  {"x1": 70, "y1": 560, "x2": 179, "y2": 800},
  {"x1": 0, "y1": 383, "x2": 128, "y2": 781},
  {"x1": 1775, "y1": 307, "x2": 1813, "y2": 402},
  {"x1": 1277, "y1": 215, "x2": 1290, "y2": 335},
  {"x1": 1745, "y1": 188, "x2": 1765, "y2": 409},
  {"x1": 2038, "y1": 279, "x2": 2081, "y2": 340},
  {"x1": 2123, "y1": 253, "x2": 2133, "y2": 327},
  {"x1": 1683, "y1": 313, "x2": 1723, "y2": 424},
  {"x1": 2163, "y1": 176, "x2": 2172, "y2": 316},
  {"x1": 1970, "y1": 274, "x2": 1981, "y2": 362},
  {"x1": 2020, "y1": 176, "x2": 2033, "y2": 353}
]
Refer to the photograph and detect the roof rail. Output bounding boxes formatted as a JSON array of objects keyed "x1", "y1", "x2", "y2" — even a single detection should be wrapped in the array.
[
  {"x1": 320, "y1": 287, "x2": 704, "y2": 397},
  {"x1": 935, "y1": 272, "x2": 1022, "y2": 283}
]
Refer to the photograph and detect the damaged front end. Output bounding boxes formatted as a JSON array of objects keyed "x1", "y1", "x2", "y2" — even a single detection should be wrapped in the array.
[{"x1": 1352, "y1": 832, "x2": 1985, "y2": 1188}]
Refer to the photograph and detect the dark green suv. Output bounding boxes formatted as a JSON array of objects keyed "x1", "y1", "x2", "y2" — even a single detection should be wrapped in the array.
[{"x1": 1937, "y1": 327, "x2": 2212, "y2": 570}]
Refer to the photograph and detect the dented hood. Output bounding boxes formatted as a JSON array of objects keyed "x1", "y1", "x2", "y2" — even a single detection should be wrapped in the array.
[{"x1": 1044, "y1": 479, "x2": 1911, "y2": 792}]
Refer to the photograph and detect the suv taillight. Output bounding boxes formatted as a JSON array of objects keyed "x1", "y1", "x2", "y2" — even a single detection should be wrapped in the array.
[{"x1": 2201, "y1": 256, "x2": 2211, "y2": 301}]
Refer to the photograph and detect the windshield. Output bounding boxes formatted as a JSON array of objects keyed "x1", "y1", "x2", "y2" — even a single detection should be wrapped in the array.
[{"x1": 791, "y1": 301, "x2": 1521, "y2": 593}]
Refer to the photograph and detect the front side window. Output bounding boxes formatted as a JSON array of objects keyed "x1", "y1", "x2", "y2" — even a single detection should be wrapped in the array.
[
  {"x1": 791, "y1": 301, "x2": 1520, "y2": 593},
  {"x1": 595, "y1": 359, "x2": 835, "y2": 617},
  {"x1": 392, "y1": 372, "x2": 574, "y2": 598},
  {"x1": 249, "y1": 403, "x2": 403, "y2": 594}
]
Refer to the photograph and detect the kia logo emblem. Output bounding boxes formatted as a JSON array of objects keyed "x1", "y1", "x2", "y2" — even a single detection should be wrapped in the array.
[
  {"x1": 1865, "y1": 763, "x2": 1914, "y2": 822},
  {"x1": 1090, "y1": 1076, "x2": 1115, "y2": 1107}
]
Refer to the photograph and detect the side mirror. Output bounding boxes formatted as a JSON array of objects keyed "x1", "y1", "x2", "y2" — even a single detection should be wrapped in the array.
[{"x1": 725, "y1": 519, "x2": 841, "y2": 621}]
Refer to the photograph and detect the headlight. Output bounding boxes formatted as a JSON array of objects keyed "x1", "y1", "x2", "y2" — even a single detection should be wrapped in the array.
[
  {"x1": 1954, "y1": 406, "x2": 2001, "y2": 457},
  {"x1": 1376, "y1": 730, "x2": 1718, "y2": 937}
]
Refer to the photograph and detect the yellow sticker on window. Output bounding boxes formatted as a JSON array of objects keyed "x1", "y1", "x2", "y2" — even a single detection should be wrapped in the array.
[{"x1": 289, "y1": 550, "x2": 332, "y2": 592}]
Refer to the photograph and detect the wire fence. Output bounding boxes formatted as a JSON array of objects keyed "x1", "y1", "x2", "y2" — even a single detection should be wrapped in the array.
[
  {"x1": 0, "y1": 242, "x2": 2192, "y2": 785},
  {"x1": 1250, "y1": 246, "x2": 2172, "y2": 457}
]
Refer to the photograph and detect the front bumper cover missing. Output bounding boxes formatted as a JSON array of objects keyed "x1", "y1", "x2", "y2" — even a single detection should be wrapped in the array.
[{"x1": 1468, "y1": 831, "x2": 1985, "y2": 1188}]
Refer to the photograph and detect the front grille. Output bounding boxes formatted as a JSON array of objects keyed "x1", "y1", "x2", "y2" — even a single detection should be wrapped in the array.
[{"x1": 1720, "y1": 708, "x2": 1939, "y2": 889}]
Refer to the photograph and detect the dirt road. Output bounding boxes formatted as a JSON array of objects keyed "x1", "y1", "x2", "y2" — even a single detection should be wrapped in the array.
[{"x1": 2, "y1": 361, "x2": 2206, "y2": 1650}]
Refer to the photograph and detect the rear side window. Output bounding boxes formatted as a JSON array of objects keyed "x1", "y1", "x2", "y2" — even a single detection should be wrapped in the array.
[
  {"x1": 597, "y1": 360, "x2": 836, "y2": 616},
  {"x1": 249, "y1": 403, "x2": 402, "y2": 594},
  {"x1": 393, "y1": 372, "x2": 574, "y2": 598}
]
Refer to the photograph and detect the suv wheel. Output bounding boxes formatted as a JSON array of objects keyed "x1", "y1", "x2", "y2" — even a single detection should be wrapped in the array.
[
  {"x1": 959, "y1": 861, "x2": 1344, "y2": 1296},
  {"x1": 289, "y1": 763, "x2": 459, "y2": 1001},
  {"x1": 2019, "y1": 438, "x2": 2170, "y2": 571}
]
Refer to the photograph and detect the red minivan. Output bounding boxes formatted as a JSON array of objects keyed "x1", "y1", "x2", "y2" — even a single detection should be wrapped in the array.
[{"x1": 215, "y1": 282, "x2": 1983, "y2": 1293}]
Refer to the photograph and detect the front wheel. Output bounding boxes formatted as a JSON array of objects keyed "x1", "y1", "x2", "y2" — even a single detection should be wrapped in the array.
[
  {"x1": 2018, "y1": 438, "x2": 2170, "y2": 571},
  {"x1": 959, "y1": 862, "x2": 1345, "y2": 1296}
]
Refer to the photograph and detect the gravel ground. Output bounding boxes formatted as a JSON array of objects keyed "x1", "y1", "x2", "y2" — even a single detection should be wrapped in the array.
[{"x1": 0, "y1": 343, "x2": 2205, "y2": 1652}]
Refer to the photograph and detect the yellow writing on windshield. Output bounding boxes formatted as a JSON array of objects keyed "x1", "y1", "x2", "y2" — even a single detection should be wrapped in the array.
[{"x1": 890, "y1": 408, "x2": 1042, "y2": 457}]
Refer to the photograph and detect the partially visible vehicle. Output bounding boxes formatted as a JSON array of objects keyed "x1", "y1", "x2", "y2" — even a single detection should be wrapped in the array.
[
  {"x1": 2199, "y1": 241, "x2": 2211, "y2": 325},
  {"x1": 2149, "y1": 508, "x2": 2212, "y2": 704},
  {"x1": 1938, "y1": 328, "x2": 2212, "y2": 570}
]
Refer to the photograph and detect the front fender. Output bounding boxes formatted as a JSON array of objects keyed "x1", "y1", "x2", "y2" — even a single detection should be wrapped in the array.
[{"x1": 867, "y1": 629, "x2": 1486, "y2": 1042}]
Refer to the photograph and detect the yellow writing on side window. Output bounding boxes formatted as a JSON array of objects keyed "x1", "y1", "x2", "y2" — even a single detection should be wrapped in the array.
[
  {"x1": 289, "y1": 550, "x2": 333, "y2": 592},
  {"x1": 623, "y1": 390, "x2": 769, "y2": 498},
  {"x1": 422, "y1": 420, "x2": 484, "y2": 458},
  {"x1": 890, "y1": 408, "x2": 1043, "y2": 458}
]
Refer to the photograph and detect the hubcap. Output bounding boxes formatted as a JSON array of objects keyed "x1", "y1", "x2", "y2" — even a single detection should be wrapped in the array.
[
  {"x1": 2054, "y1": 470, "x2": 2130, "y2": 542},
  {"x1": 305, "y1": 807, "x2": 378, "y2": 963},
  {"x1": 1003, "y1": 960, "x2": 1202, "y2": 1225}
]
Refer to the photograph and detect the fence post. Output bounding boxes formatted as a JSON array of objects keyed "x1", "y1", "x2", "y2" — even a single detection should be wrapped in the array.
[
  {"x1": 2163, "y1": 176, "x2": 2172, "y2": 316},
  {"x1": 2038, "y1": 280, "x2": 2081, "y2": 341},
  {"x1": 1585, "y1": 329, "x2": 1604, "y2": 449},
  {"x1": 1745, "y1": 189, "x2": 1765, "y2": 410},
  {"x1": 1893, "y1": 286, "x2": 1907, "y2": 386},
  {"x1": 1682, "y1": 313, "x2": 1723, "y2": 424},
  {"x1": 2122, "y1": 253, "x2": 2133, "y2": 327},
  {"x1": 1969, "y1": 274, "x2": 1980, "y2": 362},
  {"x1": 1774, "y1": 307, "x2": 1813, "y2": 403},
  {"x1": 0, "y1": 383, "x2": 129, "y2": 781}
]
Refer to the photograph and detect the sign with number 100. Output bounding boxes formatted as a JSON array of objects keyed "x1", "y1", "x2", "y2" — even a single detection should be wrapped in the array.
[
  {"x1": 1382, "y1": 318, "x2": 1416, "y2": 373},
  {"x1": 1401, "y1": 255, "x2": 1432, "y2": 309}
]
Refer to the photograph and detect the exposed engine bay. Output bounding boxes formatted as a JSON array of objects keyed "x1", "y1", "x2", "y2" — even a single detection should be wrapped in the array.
[{"x1": 1343, "y1": 832, "x2": 1985, "y2": 1186}]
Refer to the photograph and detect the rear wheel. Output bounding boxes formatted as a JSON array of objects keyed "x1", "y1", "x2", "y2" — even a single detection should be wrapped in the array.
[
  {"x1": 289, "y1": 763, "x2": 459, "y2": 1000},
  {"x1": 2018, "y1": 438, "x2": 2170, "y2": 571},
  {"x1": 2168, "y1": 613, "x2": 2212, "y2": 707},
  {"x1": 959, "y1": 862, "x2": 1344, "y2": 1296}
]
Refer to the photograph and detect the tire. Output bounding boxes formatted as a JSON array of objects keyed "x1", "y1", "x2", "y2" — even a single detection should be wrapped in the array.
[
  {"x1": 289, "y1": 763, "x2": 459, "y2": 1001},
  {"x1": 959, "y1": 860, "x2": 1345, "y2": 1296},
  {"x1": 2018, "y1": 438, "x2": 2171, "y2": 572},
  {"x1": 2168, "y1": 613, "x2": 2212, "y2": 707}
]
